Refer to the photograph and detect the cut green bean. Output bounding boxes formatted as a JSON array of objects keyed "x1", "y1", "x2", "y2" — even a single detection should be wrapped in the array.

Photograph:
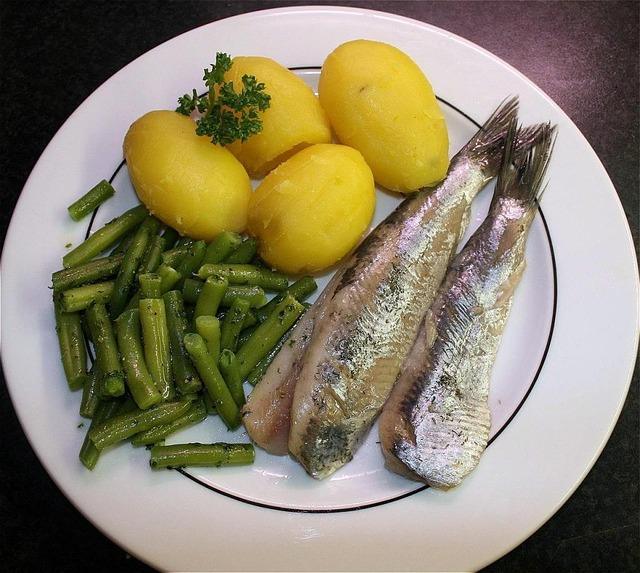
[
  {"x1": 195, "y1": 315, "x2": 221, "y2": 362},
  {"x1": 89, "y1": 400, "x2": 192, "y2": 450},
  {"x1": 63, "y1": 204, "x2": 148, "y2": 268},
  {"x1": 255, "y1": 276, "x2": 317, "y2": 322},
  {"x1": 219, "y1": 349, "x2": 245, "y2": 407},
  {"x1": 203, "y1": 231, "x2": 243, "y2": 265},
  {"x1": 175, "y1": 237, "x2": 194, "y2": 249},
  {"x1": 115, "y1": 309, "x2": 161, "y2": 409},
  {"x1": 203, "y1": 392, "x2": 218, "y2": 415},
  {"x1": 110, "y1": 216, "x2": 160, "y2": 319},
  {"x1": 131, "y1": 400, "x2": 207, "y2": 446},
  {"x1": 224, "y1": 237, "x2": 257, "y2": 264},
  {"x1": 79, "y1": 368, "x2": 101, "y2": 418},
  {"x1": 236, "y1": 295, "x2": 304, "y2": 379},
  {"x1": 79, "y1": 398, "x2": 122, "y2": 470},
  {"x1": 183, "y1": 333, "x2": 240, "y2": 430},
  {"x1": 60, "y1": 281, "x2": 114, "y2": 313},
  {"x1": 183, "y1": 279, "x2": 267, "y2": 309},
  {"x1": 139, "y1": 273, "x2": 162, "y2": 299},
  {"x1": 149, "y1": 442, "x2": 254, "y2": 469},
  {"x1": 198, "y1": 264, "x2": 288, "y2": 292},
  {"x1": 139, "y1": 297, "x2": 173, "y2": 401},
  {"x1": 109, "y1": 229, "x2": 135, "y2": 256},
  {"x1": 237, "y1": 324, "x2": 258, "y2": 350},
  {"x1": 52, "y1": 254, "x2": 123, "y2": 292},
  {"x1": 194, "y1": 274, "x2": 228, "y2": 318},
  {"x1": 156, "y1": 265, "x2": 182, "y2": 293},
  {"x1": 175, "y1": 240, "x2": 206, "y2": 285},
  {"x1": 163, "y1": 290, "x2": 202, "y2": 395},
  {"x1": 220, "y1": 297, "x2": 251, "y2": 352},
  {"x1": 161, "y1": 246, "x2": 189, "y2": 268},
  {"x1": 85, "y1": 303, "x2": 125, "y2": 397},
  {"x1": 67, "y1": 180, "x2": 116, "y2": 221},
  {"x1": 138, "y1": 234, "x2": 165, "y2": 275},
  {"x1": 53, "y1": 300, "x2": 87, "y2": 391}
]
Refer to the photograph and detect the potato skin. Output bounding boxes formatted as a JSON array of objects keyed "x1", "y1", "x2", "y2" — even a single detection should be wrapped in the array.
[
  {"x1": 123, "y1": 110, "x2": 252, "y2": 240},
  {"x1": 248, "y1": 144, "x2": 375, "y2": 274},
  {"x1": 319, "y1": 39, "x2": 449, "y2": 193},
  {"x1": 224, "y1": 57, "x2": 332, "y2": 178}
]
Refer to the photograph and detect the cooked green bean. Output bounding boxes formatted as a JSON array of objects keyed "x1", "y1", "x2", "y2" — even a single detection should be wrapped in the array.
[
  {"x1": 138, "y1": 234, "x2": 165, "y2": 275},
  {"x1": 183, "y1": 279, "x2": 267, "y2": 308},
  {"x1": 255, "y1": 276, "x2": 317, "y2": 322},
  {"x1": 161, "y1": 246, "x2": 189, "y2": 268},
  {"x1": 139, "y1": 297, "x2": 173, "y2": 401},
  {"x1": 139, "y1": 273, "x2": 162, "y2": 299},
  {"x1": 63, "y1": 204, "x2": 148, "y2": 268},
  {"x1": 67, "y1": 180, "x2": 116, "y2": 221},
  {"x1": 109, "y1": 229, "x2": 135, "y2": 256},
  {"x1": 85, "y1": 303, "x2": 125, "y2": 397},
  {"x1": 79, "y1": 368, "x2": 101, "y2": 418},
  {"x1": 115, "y1": 309, "x2": 161, "y2": 409},
  {"x1": 224, "y1": 237, "x2": 257, "y2": 264},
  {"x1": 236, "y1": 324, "x2": 258, "y2": 350},
  {"x1": 218, "y1": 349, "x2": 245, "y2": 407},
  {"x1": 183, "y1": 333, "x2": 240, "y2": 430},
  {"x1": 52, "y1": 254, "x2": 123, "y2": 292},
  {"x1": 203, "y1": 231, "x2": 243, "y2": 265},
  {"x1": 110, "y1": 216, "x2": 160, "y2": 319},
  {"x1": 60, "y1": 281, "x2": 114, "y2": 313},
  {"x1": 89, "y1": 400, "x2": 192, "y2": 450},
  {"x1": 156, "y1": 265, "x2": 182, "y2": 293},
  {"x1": 149, "y1": 442, "x2": 254, "y2": 469},
  {"x1": 79, "y1": 398, "x2": 122, "y2": 470},
  {"x1": 163, "y1": 290, "x2": 202, "y2": 395},
  {"x1": 195, "y1": 315, "x2": 221, "y2": 362},
  {"x1": 220, "y1": 297, "x2": 251, "y2": 352},
  {"x1": 175, "y1": 240, "x2": 206, "y2": 285},
  {"x1": 53, "y1": 300, "x2": 87, "y2": 391},
  {"x1": 198, "y1": 264, "x2": 288, "y2": 292},
  {"x1": 203, "y1": 392, "x2": 218, "y2": 415},
  {"x1": 194, "y1": 274, "x2": 228, "y2": 318},
  {"x1": 236, "y1": 295, "x2": 304, "y2": 379},
  {"x1": 131, "y1": 400, "x2": 207, "y2": 447}
]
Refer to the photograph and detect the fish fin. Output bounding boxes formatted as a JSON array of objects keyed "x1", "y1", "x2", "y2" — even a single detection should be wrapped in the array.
[
  {"x1": 496, "y1": 121, "x2": 557, "y2": 206},
  {"x1": 461, "y1": 96, "x2": 519, "y2": 174}
]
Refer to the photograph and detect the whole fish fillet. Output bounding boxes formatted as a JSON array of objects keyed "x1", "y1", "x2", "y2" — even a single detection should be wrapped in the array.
[
  {"x1": 379, "y1": 121, "x2": 555, "y2": 488},
  {"x1": 283, "y1": 99, "x2": 528, "y2": 479}
]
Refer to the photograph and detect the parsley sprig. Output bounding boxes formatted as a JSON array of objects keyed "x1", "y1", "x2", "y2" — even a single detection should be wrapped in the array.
[{"x1": 176, "y1": 52, "x2": 271, "y2": 146}]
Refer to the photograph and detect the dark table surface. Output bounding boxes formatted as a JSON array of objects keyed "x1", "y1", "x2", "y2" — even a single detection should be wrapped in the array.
[{"x1": 1, "y1": 1, "x2": 638, "y2": 571}]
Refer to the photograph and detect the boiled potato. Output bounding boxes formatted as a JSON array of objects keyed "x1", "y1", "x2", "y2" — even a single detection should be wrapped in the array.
[
  {"x1": 123, "y1": 110, "x2": 252, "y2": 240},
  {"x1": 248, "y1": 144, "x2": 375, "y2": 274},
  {"x1": 224, "y1": 57, "x2": 332, "y2": 178},
  {"x1": 319, "y1": 39, "x2": 449, "y2": 193}
]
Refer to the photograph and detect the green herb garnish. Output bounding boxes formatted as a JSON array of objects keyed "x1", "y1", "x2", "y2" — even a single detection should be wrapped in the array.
[{"x1": 176, "y1": 52, "x2": 271, "y2": 146}]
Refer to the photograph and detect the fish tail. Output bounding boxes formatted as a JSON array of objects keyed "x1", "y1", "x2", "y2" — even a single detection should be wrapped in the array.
[
  {"x1": 495, "y1": 120, "x2": 557, "y2": 207},
  {"x1": 461, "y1": 96, "x2": 519, "y2": 174}
]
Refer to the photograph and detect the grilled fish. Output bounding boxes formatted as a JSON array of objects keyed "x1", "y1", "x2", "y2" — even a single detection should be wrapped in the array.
[
  {"x1": 280, "y1": 98, "x2": 532, "y2": 479},
  {"x1": 378, "y1": 121, "x2": 555, "y2": 488}
]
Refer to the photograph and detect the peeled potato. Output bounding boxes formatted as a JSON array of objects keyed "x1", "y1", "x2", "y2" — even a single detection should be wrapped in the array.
[
  {"x1": 319, "y1": 39, "x2": 449, "y2": 193},
  {"x1": 224, "y1": 57, "x2": 332, "y2": 178},
  {"x1": 123, "y1": 110, "x2": 252, "y2": 240},
  {"x1": 248, "y1": 144, "x2": 375, "y2": 274}
]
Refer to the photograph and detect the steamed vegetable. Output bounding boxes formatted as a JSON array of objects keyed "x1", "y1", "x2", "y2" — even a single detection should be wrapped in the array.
[
  {"x1": 319, "y1": 39, "x2": 449, "y2": 192},
  {"x1": 248, "y1": 144, "x2": 375, "y2": 274},
  {"x1": 124, "y1": 110, "x2": 252, "y2": 240},
  {"x1": 224, "y1": 56, "x2": 332, "y2": 177}
]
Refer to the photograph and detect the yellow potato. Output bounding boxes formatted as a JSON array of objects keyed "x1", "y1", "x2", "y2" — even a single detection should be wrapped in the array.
[
  {"x1": 319, "y1": 39, "x2": 449, "y2": 193},
  {"x1": 224, "y1": 57, "x2": 332, "y2": 178},
  {"x1": 123, "y1": 110, "x2": 252, "y2": 240},
  {"x1": 248, "y1": 144, "x2": 375, "y2": 274}
]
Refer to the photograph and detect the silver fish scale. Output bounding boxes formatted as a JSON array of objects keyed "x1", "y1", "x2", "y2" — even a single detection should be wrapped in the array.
[
  {"x1": 292, "y1": 157, "x2": 494, "y2": 478},
  {"x1": 392, "y1": 197, "x2": 534, "y2": 488}
]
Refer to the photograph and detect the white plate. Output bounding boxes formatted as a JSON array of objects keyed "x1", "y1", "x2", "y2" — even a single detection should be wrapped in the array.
[{"x1": 1, "y1": 6, "x2": 638, "y2": 571}]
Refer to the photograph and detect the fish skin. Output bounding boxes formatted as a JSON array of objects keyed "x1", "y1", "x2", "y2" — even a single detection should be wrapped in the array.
[
  {"x1": 379, "y1": 121, "x2": 555, "y2": 488},
  {"x1": 287, "y1": 99, "x2": 523, "y2": 479}
]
